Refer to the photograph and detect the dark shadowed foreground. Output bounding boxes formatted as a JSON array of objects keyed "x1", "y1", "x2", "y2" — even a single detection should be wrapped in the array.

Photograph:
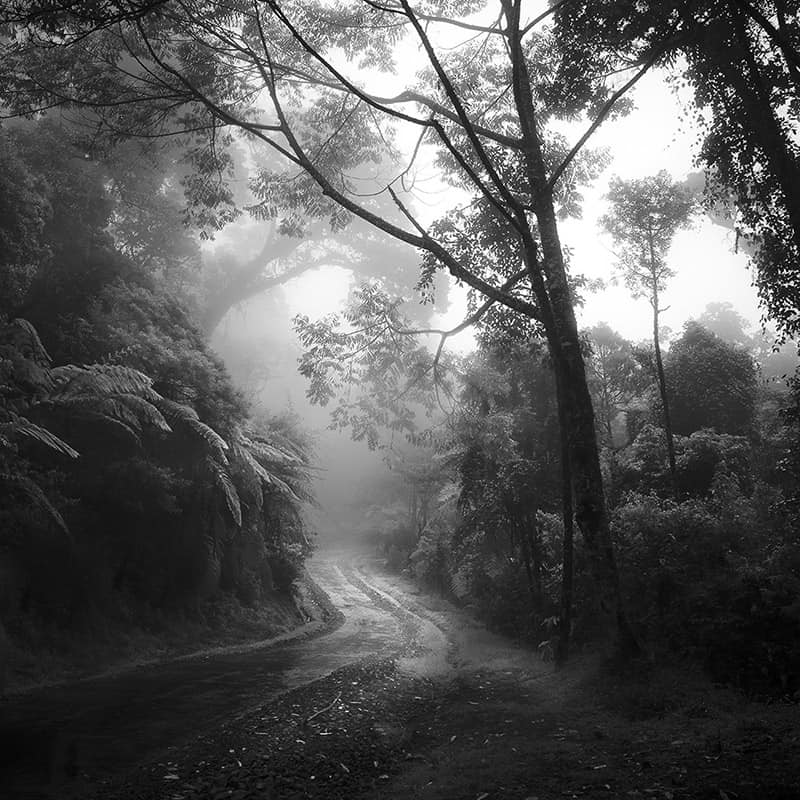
[{"x1": 2, "y1": 550, "x2": 799, "y2": 800}]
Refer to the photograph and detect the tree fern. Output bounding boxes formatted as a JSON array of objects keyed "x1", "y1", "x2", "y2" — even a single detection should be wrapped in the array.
[
  {"x1": 45, "y1": 394, "x2": 171, "y2": 439},
  {"x1": 243, "y1": 437, "x2": 301, "y2": 466},
  {"x1": 264, "y1": 473, "x2": 302, "y2": 504},
  {"x1": 4, "y1": 318, "x2": 52, "y2": 366},
  {"x1": 231, "y1": 440, "x2": 274, "y2": 489},
  {"x1": 47, "y1": 396, "x2": 143, "y2": 435}
]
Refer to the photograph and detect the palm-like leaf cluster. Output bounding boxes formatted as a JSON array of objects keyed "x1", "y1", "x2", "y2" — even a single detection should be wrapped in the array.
[{"x1": 1, "y1": 318, "x2": 312, "y2": 542}]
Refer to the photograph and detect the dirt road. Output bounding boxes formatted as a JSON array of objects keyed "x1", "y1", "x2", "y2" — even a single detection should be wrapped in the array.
[
  {"x1": 2, "y1": 551, "x2": 798, "y2": 800},
  {"x1": 0, "y1": 549, "x2": 518, "y2": 799}
]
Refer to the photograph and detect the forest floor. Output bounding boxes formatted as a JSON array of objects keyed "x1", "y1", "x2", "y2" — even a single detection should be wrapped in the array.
[{"x1": 2, "y1": 549, "x2": 799, "y2": 800}]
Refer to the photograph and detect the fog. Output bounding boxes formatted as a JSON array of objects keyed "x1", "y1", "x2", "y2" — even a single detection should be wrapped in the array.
[
  {"x1": 4, "y1": 6, "x2": 800, "y2": 797},
  {"x1": 210, "y1": 267, "x2": 428, "y2": 553}
]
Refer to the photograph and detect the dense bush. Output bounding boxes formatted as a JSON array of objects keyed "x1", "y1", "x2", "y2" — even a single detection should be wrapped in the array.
[
  {"x1": 401, "y1": 320, "x2": 800, "y2": 693},
  {"x1": 0, "y1": 121, "x2": 316, "y2": 681},
  {"x1": 613, "y1": 424, "x2": 753, "y2": 499},
  {"x1": 611, "y1": 486, "x2": 800, "y2": 696}
]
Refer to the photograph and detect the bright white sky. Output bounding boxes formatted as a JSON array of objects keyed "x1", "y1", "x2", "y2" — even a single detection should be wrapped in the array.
[{"x1": 281, "y1": 23, "x2": 763, "y2": 353}]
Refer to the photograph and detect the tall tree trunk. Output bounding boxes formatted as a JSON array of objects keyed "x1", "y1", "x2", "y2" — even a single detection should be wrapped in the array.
[
  {"x1": 555, "y1": 370, "x2": 575, "y2": 666},
  {"x1": 507, "y1": 0, "x2": 638, "y2": 654},
  {"x1": 651, "y1": 290, "x2": 678, "y2": 496}
]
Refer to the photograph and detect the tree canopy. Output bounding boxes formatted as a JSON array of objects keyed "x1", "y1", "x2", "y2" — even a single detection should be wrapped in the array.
[
  {"x1": 553, "y1": 0, "x2": 800, "y2": 338},
  {"x1": 665, "y1": 321, "x2": 758, "y2": 437}
]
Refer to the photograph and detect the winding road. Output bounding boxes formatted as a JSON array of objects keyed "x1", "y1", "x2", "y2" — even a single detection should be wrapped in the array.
[{"x1": 0, "y1": 550, "x2": 482, "y2": 800}]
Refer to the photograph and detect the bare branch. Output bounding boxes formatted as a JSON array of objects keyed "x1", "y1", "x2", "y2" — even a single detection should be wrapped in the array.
[
  {"x1": 367, "y1": 90, "x2": 522, "y2": 149},
  {"x1": 361, "y1": 0, "x2": 505, "y2": 36},
  {"x1": 264, "y1": 0, "x2": 518, "y2": 226},
  {"x1": 398, "y1": 0, "x2": 528, "y2": 224},
  {"x1": 520, "y1": 0, "x2": 574, "y2": 37},
  {"x1": 547, "y1": 40, "x2": 672, "y2": 192}
]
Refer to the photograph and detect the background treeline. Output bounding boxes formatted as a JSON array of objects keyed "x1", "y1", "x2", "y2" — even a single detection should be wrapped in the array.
[
  {"x1": 0, "y1": 120, "x2": 315, "y2": 685},
  {"x1": 355, "y1": 304, "x2": 800, "y2": 697}
]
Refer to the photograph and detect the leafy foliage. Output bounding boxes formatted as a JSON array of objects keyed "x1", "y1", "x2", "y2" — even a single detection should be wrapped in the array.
[
  {"x1": 664, "y1": 322, "x2": 758, "y2": 436},
  {"x1": 555, "y1": 1, "x2": 800, "y2": 338},
  {"x1": 585, "y1": 323, "x2": 646, "y2": 447},
  {"x1": 295, "y1": 284, "x2": 448, "y2": 448},
  {"x1": 0, "y1": 120, "x2": 316, "y2": 680}
]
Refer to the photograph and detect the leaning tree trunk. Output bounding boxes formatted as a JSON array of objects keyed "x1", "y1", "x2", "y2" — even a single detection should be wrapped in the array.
[
  {"x1": 508, "y1": 5, "x2": 639, "y2": 655},
  {"x1": 522, "y1": 200, "x2": 637, "y2": 654}
]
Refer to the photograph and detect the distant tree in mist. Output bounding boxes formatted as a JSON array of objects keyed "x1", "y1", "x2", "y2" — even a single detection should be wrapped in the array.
[
  {"x1": 584, "y1": 323, "x2": 643, "y2": 448},
  {"x1": 601, "y1": 172, "x2": 697, "y2": 494},
  {"x1": 664, "y1": 322, "x2": 758, "y2": 437}
]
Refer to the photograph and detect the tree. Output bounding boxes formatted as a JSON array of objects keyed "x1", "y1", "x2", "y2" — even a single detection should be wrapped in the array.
[
  {"x1": 199, "y1": 222, "x2": 424, "y2": 335},
  {"x1": 553, "y1": 1, "x2": 800, "y2": 339},
  {"x1": 697, "y1": 301, "x2": 753, "y2": 348},
  {"x1": 585, "y1": 323, "x2": 643, "y2": 447},
  {"x1": 664, "y1": 321, "x2": 758, "y2": 437},
  {"x1": 4, "y1": 1, "x2": 644, "y2": 651},
  {"x1": 0, "y1": 133, "x2": 51, "y2": 315},
  {"x1": 0, "y1": 316, "x2": 235, "y2": 541},
  {"x1": 601, "y1": 171, "x2": 696, "y2": 493}
]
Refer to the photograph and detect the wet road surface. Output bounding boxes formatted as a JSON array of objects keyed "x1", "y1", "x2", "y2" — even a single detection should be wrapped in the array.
[{"x1": 0, "y1": 555, "x2": 415, "y2": 799}]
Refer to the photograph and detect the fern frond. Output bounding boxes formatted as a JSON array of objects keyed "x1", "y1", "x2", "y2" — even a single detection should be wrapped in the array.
[
  {"x1": 232, "y1": 441, "x2": 274, "y2": 487},
  {"x1": 156, "y1": 398, "x2": 228, "y2": 459},
  {"x1": 4, "y1": 319, "x2": 52, "y2": 366},
  {"x1": 48, "y1": 396, "x2": 143, "y2": 433},
  {"x1": 188, "y1": 418, "x2": 229, "y2": 460},
  {"x1": 1, "y1": 416, "x2": 79, "y2": 458},
  {"x1": 206, "y1": 458, "x2": 242, "y2": 527},
  {"x1": 116, "y1": 394, "x2": 172, "y2": 433},
  {"x1": 0, "y1": 472, "x2": 70, "y2": 536},
  {"x1": 70, "y1": 409, "x2": 142, "y2": 445},
  {"x1": 50, "y1": 364, "x2": 154, "y2": 398},
  {"x1": 243, "y1": 436, "x2": 300, "y2": 466},
  {"x1": 264, "y1": 472, "x2": 302, "y2": 504},
  {"x1": 153, "y1": 397, "x2": 200, "y2": 422}
]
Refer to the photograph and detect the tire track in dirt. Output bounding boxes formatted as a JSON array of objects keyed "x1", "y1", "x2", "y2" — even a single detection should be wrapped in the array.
[{"x1": 0, "y1": 555, "x2": 425, "y2": 799}]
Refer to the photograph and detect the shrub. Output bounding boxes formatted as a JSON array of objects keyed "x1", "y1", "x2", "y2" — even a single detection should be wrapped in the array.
[{"x1": 613, "y1": 490, "x2": 800, "y2": 695}]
